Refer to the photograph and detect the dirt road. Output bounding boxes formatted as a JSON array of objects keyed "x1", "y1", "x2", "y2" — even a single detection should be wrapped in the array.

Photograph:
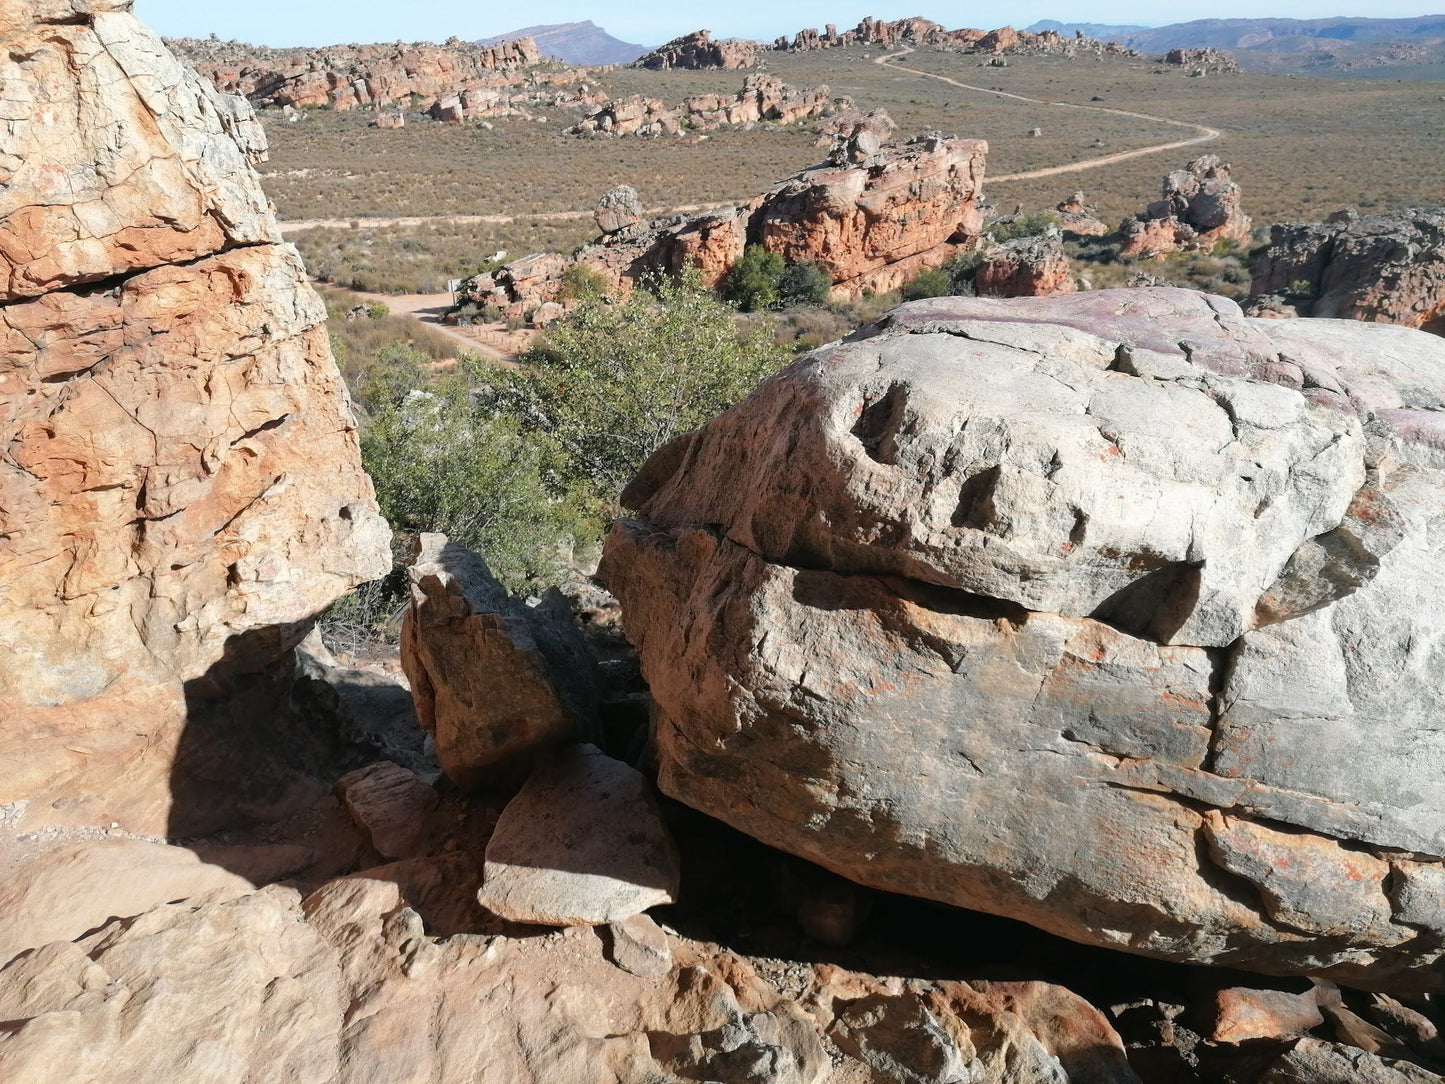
[
  {"x1": 279, "y1": 202, "x2": 737, "y2": 236},
  {"x1": 875, "y1": 47, "x2": 1221, "y2": 182}
]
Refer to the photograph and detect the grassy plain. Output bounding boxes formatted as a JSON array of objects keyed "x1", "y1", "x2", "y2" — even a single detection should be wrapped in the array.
[{"x1": 265, "y1": 47, "x2": 1445, "y2": 294}]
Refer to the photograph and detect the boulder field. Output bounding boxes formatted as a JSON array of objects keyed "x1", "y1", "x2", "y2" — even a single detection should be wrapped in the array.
[{"x1": 601, "y1": 287, "x2": 1445, "y2": 993}]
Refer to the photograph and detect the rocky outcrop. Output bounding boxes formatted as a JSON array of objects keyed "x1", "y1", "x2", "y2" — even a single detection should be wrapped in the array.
[
  {"x1": 974, "y1": 234, "x2": 1075, "y2": 296},
  {"x1": 571, "y1": 75, "x2": 839, "y2": 137},
  {"x1": 1, "y1": 1, "x2": 390, "y2": 835},
  {"x1": 1119, "y1": 155, "x2": 1253, "y2": 258},
  {"x1": 574, "y1": 132, "x2": 987, "y2": 299},
  {"x1": 1249, "y1": 208, "x2": 1445, "y2": 335},
  {"x1": 633, "y1": 30, "x2": 758, "y2": 70},
  {"x1": 171, "y1": 35, "x2": 543, "y2": 111},
  {"x1": 595, "y1": 185, "x2": 646, "y2": 235},
  {"x1": 775, "y1": 18, "x2": 1140, "y2": 59},
  {"x1": 601, "y1": 287, "x2": 1445, "y2": 992},
  {"x1": 400, "y1": 535, "x2": 599, "y2": 787},
  {"x1": 1165, "y1": 47, "x2": 1243, "y2": 74},
  {"x1": 1056, "y1": 191, "x2": 1111, "y2": 236}
]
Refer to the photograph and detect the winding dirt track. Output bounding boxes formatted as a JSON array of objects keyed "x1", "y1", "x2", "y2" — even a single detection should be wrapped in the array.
[
  {"x1": 875, "y1": 46, "x2": 1221, "y2": 182},
  {"x1": 278, "y1": 202, "x2": 738, "y2": 236}
]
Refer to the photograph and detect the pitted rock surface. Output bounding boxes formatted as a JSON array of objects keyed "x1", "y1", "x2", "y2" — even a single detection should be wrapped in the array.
[{"x1": 601, "y1": 288, "x2": 1445, "y2": 991}]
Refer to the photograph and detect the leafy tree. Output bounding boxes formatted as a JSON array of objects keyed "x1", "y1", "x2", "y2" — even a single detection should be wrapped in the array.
[
  {"x1": 777, "y1": 260, "x2": 834, "y2": 306},
  {"x1": 487, "y1": 269, "x2": 788, "y2": 499},
  {"x1": 721, "y1": 245, "x2": 787, "y2": 312}
]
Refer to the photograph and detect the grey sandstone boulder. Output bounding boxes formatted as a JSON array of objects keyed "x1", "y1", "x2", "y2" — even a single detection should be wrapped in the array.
[{"x1": 600, "y1": 288, "x2": 1445, "y2": 991}]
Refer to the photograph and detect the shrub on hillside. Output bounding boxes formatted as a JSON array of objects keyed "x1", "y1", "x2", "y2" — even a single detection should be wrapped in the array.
[{"x1": 721, "y1": 245, "x2": 787, "y2": 312}]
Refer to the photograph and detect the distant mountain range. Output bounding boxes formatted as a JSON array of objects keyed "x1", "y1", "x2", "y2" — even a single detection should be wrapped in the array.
[
  {"x1": 479, "y1": 21, "x2": 648, "y2": 66},
  {"x1": 1033, "y1": 14, "x2": 1445, "y2": 74},
  {"x1": 1024, "y1": 20, "x2": 1152, "y2": 40}
]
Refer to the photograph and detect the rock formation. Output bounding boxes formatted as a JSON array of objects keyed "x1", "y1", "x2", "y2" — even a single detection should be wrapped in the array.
[
  {"x1": 171, "y1": 35, "x2": 543, "y2": 111},
  {"x1": 571, "y1": 76, "x2": 841, "y2": 138},
  {"x1": 775, "y1": 17, "x2": 1140, "y2": 60},
  {"x1": 400, "y1": 535, "x2": 599, "y2": 787},
  {"x1": 601, "y1": 287, "x2": 1445, "y2": 992},
  {"x1": 1165, "y1": 47, "x2": 1243, "y2": 74},
  {"x1": 1249, "y1": 207, "x2": 1445, "y2": 335},
  {"x1": 1119, "y1": 155, "x2": 1253, "y2": 258},
  {"x1": 461, "y1": 132, "x2": 987, "y2": 319},
  {"x1": 633, "y1": 29, "x2": 758, "y2": 70},
  {"x1": 974, "y1": 234, "x2": 1075, "y2": 296},
  {"x1": 1, "y1": 0, "x2": 390, "y2": 835},
  {"x1": 595, "y1": 185, "x2": 646, "y2": 235},
  {"x1": 1056, "y1": 191, "x2": 1111, "y2": 237}
]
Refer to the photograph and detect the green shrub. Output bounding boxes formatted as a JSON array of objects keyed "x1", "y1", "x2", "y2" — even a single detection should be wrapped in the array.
[
  {"x1": 721, "y1": 245, "x2": 787, "y2": 312},
  {"x1": 901, "y1": 267, "x2": 952, "y2": 301},
  {"x1": 488, "y1": 269, "x2": 789, "y2": 499},
  {"x1": 362, "y1": 379, "x2": 590, "y2": 589},
  {"x1": 558, "y1": 263, "x2": 611, "y2": 303},
  {"x1": 989, "y1": 210, "x2": 1060, "y2": 242},
  {"x1": 364, "y1": 300, "x2": 390, "y2": 320},
  {"x1": 777, "y1": 260, "x2": 834, "y2": 306}
]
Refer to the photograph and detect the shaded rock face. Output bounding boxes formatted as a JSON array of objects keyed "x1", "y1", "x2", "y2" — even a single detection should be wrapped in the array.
[
  {"x1": 1119, "y1": 156, "x2": 1252, "y2": 258},
  {"x1": 601, "y1": 288, "x2": 1445, "y2": 992},
  {"x1": 172, "y1": 35, "x2": 542, "y2": 111},
  {"x1": 1250, "y1": 208, "x2": 1445, "y2": 335},
  {"x1": 0, "y1": 1, "x2": 390, "y2": 834},
  {"x1": 974, "y1": 234, "x2": 1075, "y2": 297},
  {"x1": 569, "y1": 132, "x2": 987, "y2": 299},
  {"x1": 400, "y1": 535, "x2": 600, "y2": 787},
  {"x1": 634, "y1": 29, "x2": 758, "y2": 70}
]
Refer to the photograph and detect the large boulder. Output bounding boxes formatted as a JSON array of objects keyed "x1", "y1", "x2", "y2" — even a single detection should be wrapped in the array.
[
  {"x1": 974, "y1": 234, "x2": 1075, "y2": 297},
  {"x1": 601, "y1": 288, "x2": 1445, "y2": 991},
  {"x1": 1119, "y1": 156, "x2": 1252, "y2": 259},
  {"x1": 0, "y1": 0, "x2": 390, "y2": 835},
  {"x1": 633, "y1": 29, "x2": 757, "y2": 70},
  {"x1": 1250, "y1": 208, "x2": 1445, "y2": 335}
]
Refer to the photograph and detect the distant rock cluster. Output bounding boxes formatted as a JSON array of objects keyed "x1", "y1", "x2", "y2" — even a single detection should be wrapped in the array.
[
  {"x1": 774, "y1": 16, "x2": 1141, "y2": 60},
  {"x1": 170, "y1": 35, "x2": 545, "y2": 112},
  {"x1": 1119, "y1": 155, "x2": 1253, "y2": 258},
  {"x1": 570, "y1": 74, "x2": 844, "y2": 137},
  {"x1": 632, "y1": 29, "x2": 758, "y2": 70}
]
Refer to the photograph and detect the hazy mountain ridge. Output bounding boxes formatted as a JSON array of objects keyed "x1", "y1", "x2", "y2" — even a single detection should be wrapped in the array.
[{"x1": 479, "y1": 21, "x2": 648, "y2": 66}]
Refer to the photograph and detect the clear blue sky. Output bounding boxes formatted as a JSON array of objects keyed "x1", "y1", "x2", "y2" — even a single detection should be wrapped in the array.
[{"x1": 134, "y1": 1, "x2": 1443, "y2": 49}]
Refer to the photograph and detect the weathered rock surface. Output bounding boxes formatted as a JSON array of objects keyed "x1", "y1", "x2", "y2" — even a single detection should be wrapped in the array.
[
  {"x1": 0, "y1": 830, "x2": 1147, "y2": 1083},
  {"x1": 601, "y1": 287, "x2": 1445, "y2": 991},
  {"x1": 1119, "y1": 156, "x2": 1252, "y2": 258},
  {"x1": 775, "y1": 17, "x2": 1141, "y2": 60},
  {"x1": 1057, "y1": 191, "x2": 1111, "y2": 237},
  {"x1": 1250, "y1": 207, "x2": 1445, "y2": 335},
  {"x1": 1165, "y1": 47, "x2": 1243, "y2": 73},
  {"x1": 478, "y1": 744, "x2": 680, "y2": 926},
  {"x1": 1, "y1": 1, "x2": 390, "y2": 835},
  {"x1": 400, "y1": 534, "x2": 600, "y2": 787},
  {"x1": 974, "y1": 233, "x2": 1076, "y2": 297},
  {"x1": 634, "y1": 29, "x2": 758, "y2": 70}
]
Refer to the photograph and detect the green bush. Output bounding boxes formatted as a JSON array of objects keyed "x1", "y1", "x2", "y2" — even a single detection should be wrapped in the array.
[
  {"x1": 777, "y1": 260, "x2": 834, "y2": 306},
  {"x1": 362, "y1": 379, "x2": 589, "y2": 589},
  {"x1": 488, "y1": 269, "x2": 789, "y2": 499},
  {"x1": 721, "y1": 244, "x2": 787, "y2": 312},
  {"x1": 901, "y1": 267, "x2": 952, "y2": 301},
  {"x1": 558, "y1": 263, "x2": 611, "y2": 303},
  {"x1": 989, "y1": 210, "x2": 1060, "y2": 242},
  {"x1": 364, "y1": 301, "x2": 390, "y2": 320}
]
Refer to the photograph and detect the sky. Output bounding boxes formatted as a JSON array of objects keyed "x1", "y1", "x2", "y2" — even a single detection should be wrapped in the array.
[{"x1": 134, "y1": 1, "x2": 1444, "y2": 49}]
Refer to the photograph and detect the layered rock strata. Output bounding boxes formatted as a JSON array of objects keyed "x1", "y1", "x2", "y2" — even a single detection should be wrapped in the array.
[
  {"x1": 601, "y1": 287, "x2": 1445, "y2": 992},
  {"x1": 1, "y1": 1, "x2": 390, "y2": 834},
  {"x1": 1250, "y1": 207, "x2": 1445, "y2": 335},
  {"x1": 570, "y1": 75, "x2": 839, "y2": 137}
]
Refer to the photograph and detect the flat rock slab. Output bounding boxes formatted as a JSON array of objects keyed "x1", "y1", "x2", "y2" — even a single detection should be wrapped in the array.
[{"x1": 478, "y1": 744, "x2": 679, "y2": 926}]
